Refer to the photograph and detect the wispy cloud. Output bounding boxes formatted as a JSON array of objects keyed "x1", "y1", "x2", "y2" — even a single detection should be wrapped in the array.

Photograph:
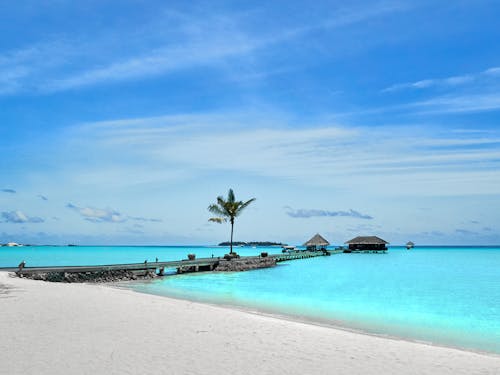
[
  {"x1": 285, "y1": 207, "x2": 373, "y2": 219},
  {"x1": 1, "y1": 210, "x2": 44, "y2": 223},
  {"x1": 37, "y1": 194, "x2": 48, "y2": 201},
  {"x1": 44, "y1": 41, "x2": 256, "y2": 92},
  {"x1": 418, "y1": 230, "x2": 446, "y2": 237},
  {"x1": 346, "y1": 223, "x2": 379, "y2": 232},
  {"x1": 455, "y1": 228, "x2": 479, "y2": 236},
  {"x1": 382, "y1": 66, "x2": 500, "y2": 93},
  {"x1": 0, "y1": 40, "x2": 80, "y2": 95},
  {"x1": 66, "y1": 203, "x2": 162, "y2": 224},
  {"x1": 1, "y1": 189, "x2": 16, "y2": 193},
  {"x1": 67, "y1": 203, "x2": 127, "y2": 223},
  {"x1": 122, "y1": 226, "x2": 145, "y2": 235},
  {"x1": 65, "y1": 111, "x2": 500, "y2": 196},
  {"x1": 0, "y1": 2, "x2": 408, "y2": 95},
  {"x1": 353, "y1": 91, "x2": 500, "y2": 116},
  {"x1": 411, "y1": 93, "x2": 500, "y2": 114},
  {"x1": 129, "y1": 216, "x2": 163, "y2": 223},
  {"x1": 51, "y1": 3, "x2": 409, "y2": 92}
]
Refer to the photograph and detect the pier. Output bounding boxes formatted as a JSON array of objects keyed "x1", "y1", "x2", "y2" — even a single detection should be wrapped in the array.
[{"x1": 3, "y1": 250, "x2": 341, "y2": 279}]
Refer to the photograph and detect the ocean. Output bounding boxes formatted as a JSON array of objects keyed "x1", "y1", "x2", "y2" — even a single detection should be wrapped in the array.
[{"x1": 1, "y1": 245, "x2": 499, "y2": 354}]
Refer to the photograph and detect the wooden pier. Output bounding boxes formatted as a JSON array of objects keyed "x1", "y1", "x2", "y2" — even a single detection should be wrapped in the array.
[{"x1": 2, "y1": 249, "x2": 340, "y2": 277}]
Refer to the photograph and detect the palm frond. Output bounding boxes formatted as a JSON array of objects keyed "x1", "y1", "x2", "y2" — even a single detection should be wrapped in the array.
[
  {"x1": 241, "y1": 198, "x2": 256, "y2": 208},
  {"x1": 216, "y1": 196, "x2": 227, "y2": 208},
  {"x1": 234, "y1": 198, "x2": 256, "y2": 216},
  {"x1": 228, "y1": 189, "x2": 235, "y2": 203},
  {"x1": 209, "y1": 217, "x2": 226, "y2": 224},
  {"x1": 208, "y1": 204, "x2": 226, "y2": 216}
]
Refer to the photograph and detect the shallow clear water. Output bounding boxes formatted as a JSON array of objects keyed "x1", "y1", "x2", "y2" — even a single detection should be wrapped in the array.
[
  {"x1": 2, "y1": 246, "x2": 499, "y2": 353},
  {"x1": 0, "y1": 245, "x2": 240, "y2": 267}
]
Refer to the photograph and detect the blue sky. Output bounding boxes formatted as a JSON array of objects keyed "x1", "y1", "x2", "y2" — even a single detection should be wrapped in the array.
[{"x1": 1, "y1": 0, "x2": 500, "y2": 245}]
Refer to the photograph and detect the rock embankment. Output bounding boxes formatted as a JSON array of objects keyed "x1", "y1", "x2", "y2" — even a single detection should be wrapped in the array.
[
  {"x1": 16, "y1": 256, "x2": 277, "y2": 282},
  {"x1": 214, "y1": 257, "x2": 276, "y2": 272},
  {"x1": 19, "y1": 269, "x2": 157, "y2": 283}
]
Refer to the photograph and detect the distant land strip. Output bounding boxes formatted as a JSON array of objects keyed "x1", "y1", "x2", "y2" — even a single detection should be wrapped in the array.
[{"x1": 218, "y1": 241, "x2": 287, "y2": 247}]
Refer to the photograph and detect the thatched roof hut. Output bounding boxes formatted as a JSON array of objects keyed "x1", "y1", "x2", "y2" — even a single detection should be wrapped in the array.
[
  {"x1": 303, "y1": 233, "x2": 330, "y2": 250},
  {"x1": 406, "y1": 241, "x2": 415, "y2": 249},
  {"x1": 346, "y1": 236, "x2": 388, "y2": 245},
  {"x1": 345, "y1": 236, "x2": 388, "y2": 251}
]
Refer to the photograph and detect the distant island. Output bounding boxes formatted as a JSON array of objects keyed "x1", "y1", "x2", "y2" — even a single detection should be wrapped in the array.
[{"x1": 218, "y1": 241, "x2": 287, "y2": 247}]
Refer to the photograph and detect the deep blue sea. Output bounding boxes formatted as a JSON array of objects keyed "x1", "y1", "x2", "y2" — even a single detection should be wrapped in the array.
[{"x1": 1, "y1": 245, "x2": 499, "y2": 354}]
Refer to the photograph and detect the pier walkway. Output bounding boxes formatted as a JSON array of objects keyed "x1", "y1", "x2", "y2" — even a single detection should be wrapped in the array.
[{"x1": 1, "y1": 249, "x2": 341, "y2": 276}]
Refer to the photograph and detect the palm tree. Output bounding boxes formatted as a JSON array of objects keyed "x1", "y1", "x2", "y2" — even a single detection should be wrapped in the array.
[{"x1": 208, "y1": 189, "x2": 256, "y2": 255}]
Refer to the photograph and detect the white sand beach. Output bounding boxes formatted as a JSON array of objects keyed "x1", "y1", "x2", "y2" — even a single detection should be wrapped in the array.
[{"x1": 1, "y1": 271, "x2": 499, "y2": 375}]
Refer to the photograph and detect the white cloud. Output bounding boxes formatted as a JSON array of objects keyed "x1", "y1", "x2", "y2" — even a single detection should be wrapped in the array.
[
  {"x1": 0, "y1": 2, "x2": 409, "y2": 95},
  {"x1": 484, "y1": 67, "x2": 500, "y2": 76},
  {"x1": 1, "y1": 210, "x2": 44, "y2": 223},
  {"x1": 63, "y1": 111, "x2": 500, "y2": 196},
  {"x1": 0, "y1": 41, "x2": 81, "y2": 95},
  {"x1": 411, "y1": 93, "x2": 500, "y2": 114},
  {"x1": 382, "y1": 66, "x2": 500, "y2": 93},
  {"x1": 285, "y1": 207, "x2": 373, "y2": 219},
  {"x1": 66, "y1": 203, "x2": 162, "y2": 224},
  {"x1": 67, "y1": 203, "x2": 127, "y2": 223},
  {"x1": 351, "y1": 91, "x2": 500, "y2": 116}
]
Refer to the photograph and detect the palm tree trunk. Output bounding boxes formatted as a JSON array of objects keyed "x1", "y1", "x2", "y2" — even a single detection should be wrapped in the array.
[{"x1": 230, "y1": 218, "x2": 234, "y2": 254}]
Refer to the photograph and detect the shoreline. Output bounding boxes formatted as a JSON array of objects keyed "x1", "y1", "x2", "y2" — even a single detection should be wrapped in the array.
[
  {"x1": 118, "y1": 280, "x2": 500, "y2": 358},
  {"x1": 2, "y1": 271, "x2": 499, "y2": 375}
]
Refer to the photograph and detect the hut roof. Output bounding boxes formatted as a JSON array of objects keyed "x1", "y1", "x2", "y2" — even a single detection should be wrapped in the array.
[
  {"x1": 406, "y1": 241, "x2": 415, "y2": 246},
  {"x1": 345, "y1": 236, "x2": 389, "y2": 245},
  {"x1": 303, "y1": 233, "x2": 330, "y2": 247}
]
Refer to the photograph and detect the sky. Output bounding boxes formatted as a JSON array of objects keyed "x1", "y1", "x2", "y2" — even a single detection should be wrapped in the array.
[{"x1": 1, "y1": 0, "x2": 500, "y2": 245}]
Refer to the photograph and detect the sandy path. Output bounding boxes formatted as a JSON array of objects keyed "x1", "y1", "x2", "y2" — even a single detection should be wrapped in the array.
[{"x1": 0, "y1": 272, "x2": 498, "y2": 375}]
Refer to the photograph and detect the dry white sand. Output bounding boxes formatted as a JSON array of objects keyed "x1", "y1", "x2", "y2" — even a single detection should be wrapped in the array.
[{"x1": 1, "y1": 272, "x2": 499, "y2": 375}]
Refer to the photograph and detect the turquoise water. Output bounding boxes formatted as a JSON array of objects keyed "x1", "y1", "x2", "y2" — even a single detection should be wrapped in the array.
[
  {"x1": 0, "y1": 245, "x2": 243, "y2": 268},
  {"x1": 1, "y1": 246, "x2": 499, "y2": 354}
]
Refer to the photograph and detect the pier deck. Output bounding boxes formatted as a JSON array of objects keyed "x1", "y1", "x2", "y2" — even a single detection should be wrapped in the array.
[{"x1": 1, "y1": 250, "x2": 340, "y2": 276}]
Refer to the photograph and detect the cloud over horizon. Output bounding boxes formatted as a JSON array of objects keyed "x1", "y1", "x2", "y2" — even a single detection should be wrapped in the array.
[
  {"x1": 66, "y1": 203, "x2": 162, "y2": 224},
  {"x1": 1, "y1": 210, "x2": 44, "y2": 223},
  {"x1": 130, "y1": 216, "x2": 163, "y2": 223},
  {"x1": 67, "y1": 203, "x2": 127, "y2": 223},
  {"x1": 455, "y1": 228, "x2": 479, "y2": 236},
  {"x1": 1, "y1": 189, "x2": 16, "y2": 193},
  {"x1": 285, "y1": 207, "x2": 373, "y2": 219}
]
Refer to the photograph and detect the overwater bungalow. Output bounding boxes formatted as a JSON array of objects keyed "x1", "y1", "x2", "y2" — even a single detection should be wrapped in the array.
[
  {"x1": 303, "y1": 233, "x2": 330, "y2": 251},
  {"x1": 344, "y1": 236, "x2": 388, "y2": 253},
  {"x1": 406, "y1": 241, "x2": 415, "y2": 250}
]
